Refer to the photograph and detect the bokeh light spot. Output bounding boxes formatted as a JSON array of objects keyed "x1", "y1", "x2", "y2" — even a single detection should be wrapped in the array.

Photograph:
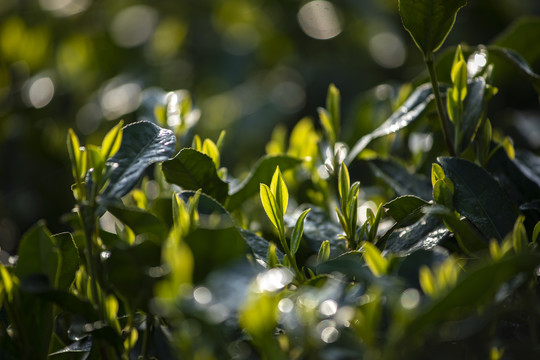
[
  {"x1": 110, "y1": 5, "x2": 158, "y2": 48},
  {"x1": 400, "y1": 288, "x2": 421, "y2": 310},
  {"x1": 193, "y1": 286, "x2": 213, "y2": 305},
  {"x1": 298, "y1": 1, "x2": 342, "y2": 40},
  {"x1": 369, "y1": 32, "x2": 406, "y2": 69},
  {"x1": 25, "y1": 76, "x2": 54, "y2": 109},
  {"x1": 39, "y1": 0, "x2": 91, "y2": 17}
]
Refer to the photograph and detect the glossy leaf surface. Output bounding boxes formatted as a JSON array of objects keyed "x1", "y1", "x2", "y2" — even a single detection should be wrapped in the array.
[
  {"x1": 439, "y1": 157, "x2": 518, "y2": 241},
  {"x1": 103, "y1": 121, "x2": 176, "y2": 200},
  {"x1": 162, "y1": 148, "x2": 229, "y2": 203}
]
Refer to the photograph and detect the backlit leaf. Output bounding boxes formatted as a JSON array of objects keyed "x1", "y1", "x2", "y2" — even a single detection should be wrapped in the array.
[
  {"x1": 399, "y1": 0, "x2": 467, "y2": 56},
  {"x1": 362, "y1": 241, "x2": 388, "y2": 277},
  {"x1": 101, "y1": 120, "x2": 123, "y2": 160},
  {"x1": 228, "y1": 155, "x2": 302, "y2": 211},
  {"x1": 260, "y1": 184, "x2": 282, "y2": 234},
  {"x1": 270, "y1": 166, "x2": 288, "y2": 216}
]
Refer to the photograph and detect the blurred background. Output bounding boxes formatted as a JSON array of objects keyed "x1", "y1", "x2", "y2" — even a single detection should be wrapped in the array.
[{"x1": 1, "y1": 0, "x2": 539, "y2": 254}]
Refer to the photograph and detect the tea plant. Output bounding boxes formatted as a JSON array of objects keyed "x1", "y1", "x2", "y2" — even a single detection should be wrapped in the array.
[{"x1": 2, "y1": 1, "x2": 540, "y2": 359}]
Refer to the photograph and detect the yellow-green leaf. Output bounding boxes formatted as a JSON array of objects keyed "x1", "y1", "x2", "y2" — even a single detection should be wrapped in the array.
[
  {"x1": 419, "y1": 266, "x2": 437, "y2": 297},
  {"x1": 317, "y1": 240, "x2": 331, "y2": 264},
  {"x1": 260, "y1": 183, "x2": 283, "y2": 234},
  {"x1": 338, "y1": 162, "x2": 350, "y2": 204},
  {"x1": 362, "y1": 241, "x2": 388, "y2": 277},
  {"x1": 101, "y1": 120, "x2": 124, "y2": 160},
  {"x1": 202, "y1": 138, "x2": 220, "y2": 169},
  {"x1": 270, "y1": 167, "x2": 288, "y2": 216}
]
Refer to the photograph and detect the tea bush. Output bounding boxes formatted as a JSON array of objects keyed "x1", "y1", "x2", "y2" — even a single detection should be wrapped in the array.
[{"x1": 1, "y1": 1, "x2": 540, "y2": 359}]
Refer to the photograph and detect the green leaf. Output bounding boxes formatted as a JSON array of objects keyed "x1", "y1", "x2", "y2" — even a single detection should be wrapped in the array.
[
  {"x1": 270, "y1": 167, "x2": 288, "y2": 216},
  {"x1": 459, "y1": 77, "x2": 487, "y2": 152},
  {"x1": 266, "y1": 243, "x2": 280, "y2": 268},
  {"x1": 346, "y1": 84, "x2": 442, "y2": 164},
  {"x1": 162, "y1": 148, "x2": 229, "y2": 203},
  {"x1": 100, "y1": 120, "x2": 123, "y2": 160},
  {"x1": 326, "y1": 83, "x2": 340, "y2": 139},
  {"x1": 492, "y1": 17, "x2": 540, "y2": 73},
  {"x1": 433, "y1": 178, "x2": 454, "y2": 209},
  {"x1": 384, "y1": 195, "x2": 430, "y2": 224},
  {"x1": 488, "y1": 46, "x2": 540, "y2": 95},
  {"x1": 439, "y1": 157, "x2": 518, "y2": 241},
  {"x1": 368, "y1": 158, "x2": 433, "y2": 200},
  {"x1": 240, "y1": 229, "x2": 284, "y2": 263},
  {"x1": 533, "y1": 221, "x2": 540, "y2": 244},
  {"x1": 317, "y1": 240, "x2": 331, "y2": 264},
  {"x1": 512, "y1": 216, "x2": 527, "y2": 253},
  {"x1": 318, "y1": 107, "x2": 335, "y2": 145},
  {"x1": 100, "y1": 202, "x2": 168, "y2": 242},
  {"x1": 15, "y1": 222, "x2": 59, "y2": 287},
  {"x1": 487, "y1": 148, "x2": 540, "y2": 207},
  {"x1": 228, "y1": 155, "x2": 301, "y2": 211},
  {"x1": 103, "y1": 121, "x2": 176, "y2": 200},
  {"x1": 399, "y1": 251, "x2": 540, "y2": 349},
  {"x1": 382, "y1": 212, "x2": 450, "y2": 254},
  {"x1": 104, "y1": 241, "x2": 161, "y2": 311},
  {"x1": 260, "y1": 184, "x2": 283, "y2": 235},
  {"x1": 426, "y1": 205, "x2": 488, "y2": 253},
  {"x1": 338, "y1": 162, "x2": 350, "y2": 205},
  {"x1": 52, "y1": 232, "x2": 79, "y2": 290},
  {"x1": 362, "y1": 241, "x2": 388, "y2": 277},
  {"x1": 202, "y1": 138, "x2": 220, "y2": 169},
  {"x1": 399, "y1": 0, "x2": 467, "y2": 56},
  {"x1": 290, "y1": 209, "x2": 311, "y2": 256}
]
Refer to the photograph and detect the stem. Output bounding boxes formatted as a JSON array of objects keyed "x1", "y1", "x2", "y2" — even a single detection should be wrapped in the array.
[
  {"x1": 279, "y1": 231, "x2": 305, "y2": 282},
  {"x1": 141, "y1": 315, "x2": 152, "y2": 360},
  {"x1": 424, "y1": 53, "x2": 456, "y2": 157},
  {"x1": 81, "y1": 204, "x2": 104, "y2": 320}
]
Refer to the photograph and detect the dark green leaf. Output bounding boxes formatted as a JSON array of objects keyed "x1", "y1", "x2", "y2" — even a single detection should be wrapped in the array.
[
  {"x1": 99, "y1": 201, "x2": 168, "y2": 242},
  {"x1": 347, "y1": 84, "x2": 438, "y2": 164},
  {"x1": 178, "y1": 191, "x2": 246, "y2": 282},
  {"x1": 227, "y1": 155, "x2": 302, "y2": 210},
  {"x1": 104, "y1": 241, "x2": 162, "y2": 311},
  {"x1": 492, "y1": 17, "x2": 540, "y2": 69},
  {"x1": 163, "y1": 148, "x2": 228, "y2": 203},
  {"x1": 103, "y1": 121, "x2": 176, "y2": 200},
  {"x1": 439, "y1": 157, "x2": 518, "y2": 241},
  {"x1": 240, "y1": 229, "x2": 284, "y2": 263},
  {"x1": 382, "y1": 213, "x2": 450, "y2": 254},
  {"x1": 459, "y1": 77, "x2": 487, "y2": 153},
  {"x1": 316, "y1": 251, "x2": 374, "y2": 282},
  {"x1": 399, "y1": 0, "x2": 467, "y2": 56},
  {"x1": 53, "y1": 232, "x2": 79, "y2": 290},
  {"x1": 368, "y1": 158, "x2": 433, "y2": 200},
  {"x1": 399, "y1": 252, "x2": 540, "y2": 348},
  {"x1": 488, "y1": 46, "x2": 540, "y2": 94},
  {"x1": 384, "y1": 195, "x2": 430, "y2": 224},
  {"x1": 487, "y1": 148, "x2": 540, "y2": 208},
  {"x1": 426, "y1": 205, "x2": 487, "y2": 253},
  {"x1": 15, "y1": 222, "x2": 59, "y2": 287}
]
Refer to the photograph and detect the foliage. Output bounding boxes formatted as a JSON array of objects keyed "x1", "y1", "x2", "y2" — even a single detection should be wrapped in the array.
[{"x1": 2, "y1": 2, "x2": 540, "y2": 360}]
